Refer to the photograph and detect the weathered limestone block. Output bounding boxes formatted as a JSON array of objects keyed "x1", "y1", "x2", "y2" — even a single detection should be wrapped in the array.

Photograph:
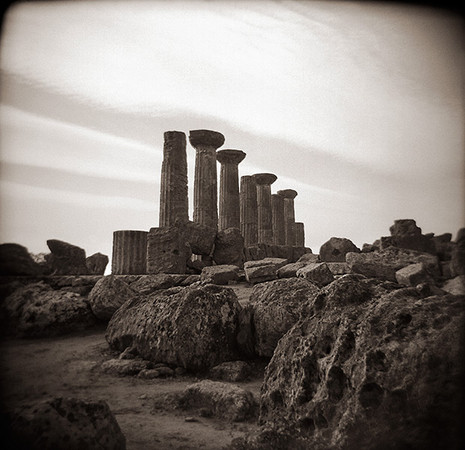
[
  {"x1": 46, "y1": 239, "x2": 88, "y2": 275},
  {"x1": 179, "y1": 380, "x2": 257, "y2": 422},
  {"x1": 244, "y1": 244, "x2": 267, "y2": 261},
  {"x1": 390, "y1": 219, "x2": 422, "y2": 236},
  {"x1": 112, "y1": 230, "x2": 147, "y2": 275},
  {"x1": 259, "y1": 282, "x2": 465, "y2": 450},
  {"x1": 213, "y1": 227, "x2": 245, "y2": 268},
  {"x1": 277, "y1": 189, "x2": 297, "y2": 246},
  {"x1": 106, "y1": 284, "x2": 241, "y2": 371},
  {"x1": 189, "y1": 129, "x2": 225, "y2": 229},
  {"x1": 86, "y1": 252, "x2": 109, "y2": 275},
  {"x1": 200, "y1": 265, "x2": 240, "y2": 285},
  {"x1": 7, "y1": 397, "x2": 126, "y2": 450},
  {"x1": 88, "y1": 275, "x2": 136, "y2": 321},
  {"x1": 395, "y1": 263, "x2": 433, "y2": 286},
  {"x1": 319, "y1": 237, "x2": 360, "y2": 262},
  {"x1": 297, "y1": 253, "x2": 320, "y2": 263},
  {"x1": 294, "y1": 222, "x2": 305, "y2": 247},
  {"x1": 179, "y1": 221, "x2": 216, "y2": 256},
  {"x1": 248, "y1": 278, "x2": 320, "y2": 357},
  {"x1": 244, "y1": 258, "x2": 288, "y2": 284},
  {"x1": 296, "y1": 262, "x2": 335, "y2": 287},
  {"x1": 254, "y1": 173, "x2": 277, "y2": 245},
  {"x1": 385, "y1": 219, "x2": 436, "y2": 254},
  {"x1": 129, "y1": 274, "x2": 177, "y2": 294},
  {"x1": 240, "y1": 175, "x2": 258, "y2": 246},
  {"x1": 346, "y1": 247, "x2": 440, "y2": 282},
  {"x1": 147, "y1": 227, "x2": 191, "y2": 274},
  {"x1": 442, "y1": 275, "x2": 465, "y2": 296},
  {"x1": 217, "y1": 149, "x2": 246, "y2": 230},
  {"x1": 0, "y1": 243, "x2": 42, "y2": 276},
  {"x1": 159, "y1": 131, "x2": 189, "y2": 227},
  {"x1": 277, "y1": 262, "x2": 309, "y2": 278},
  {"x1": 1, "y1": 282, "x2": 96, "y2": 337},
  {"x1": 326, "y1": 262, "x2": 350, "y2": 275},
  {"x1": 271, "y1": 194, "x2": 285, "y2": 245}
]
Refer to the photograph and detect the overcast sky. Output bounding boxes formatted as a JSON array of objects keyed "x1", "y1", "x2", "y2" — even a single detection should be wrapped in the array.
[{"x1": 0, "y1": 0, "x2": 463, "y2": 264}]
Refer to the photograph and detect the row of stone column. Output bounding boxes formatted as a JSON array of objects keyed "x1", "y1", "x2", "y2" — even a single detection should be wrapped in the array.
[
  {"x1": 158, "y1": 128, "x2": 304, "y2": 245},
  {"x1": 112, "y1": 128, "x2": 305, "y2": 274},
  {"x1": 239, "y1": 175, "x2": 304, "y2": 247}
]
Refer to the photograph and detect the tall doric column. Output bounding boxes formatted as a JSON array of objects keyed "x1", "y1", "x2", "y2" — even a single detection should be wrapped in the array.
[
  {"x1": 240, "y1": 175, "x2": 258, "y2": 246},
  {"x1": 112, "y1": 230, "x2": 148, "y2": 274},
  {"x1": 295, "y1": 222, "x2": 305, "y2": 247},
  {"x1": 217, "y1": 149, "x2": 246, "y2": 230},
  {"x1": 253, "y1": 173, "x2": 277, "y2": 244},
  {"x1": 271, "y1": 193, "x2": 285, "y2": 245},
  {"x1": 278, "y1": 189, "x2": 298, "y2": 246},
  {"x1": 159, "y1": 131, "x2": 188, "y2": 227},
  {"x1": 189, "y1": 130, "x2": 225, "y2": 229}
]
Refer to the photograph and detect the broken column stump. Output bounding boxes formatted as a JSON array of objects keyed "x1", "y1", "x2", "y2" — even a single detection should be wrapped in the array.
[{"x1": 112, "y1": 230, "x2": 148, "y2": 275}]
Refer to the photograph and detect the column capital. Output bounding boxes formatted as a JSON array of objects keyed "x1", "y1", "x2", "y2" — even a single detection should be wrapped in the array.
[
  {"x1": 253, "y1": 173, "x2": 277, "y2": 185},
  {"x1": 278, "y1": 189, "x2": 298, "y2": 199},
  {"x1": 216, "y1": 149, "x2": 246, "y2": 165},
  {"x1": 189, "y1": 129, "x2": 225, "y2": 149}
]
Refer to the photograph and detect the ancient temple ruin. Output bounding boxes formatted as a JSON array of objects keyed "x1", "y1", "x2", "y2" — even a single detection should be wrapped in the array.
[{"x1": 111, "y1": 129, "x2": 308, "y2": 274}]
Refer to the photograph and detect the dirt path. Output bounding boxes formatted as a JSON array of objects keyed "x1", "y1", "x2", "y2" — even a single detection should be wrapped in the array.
[{"x1": 0, "y1": 323, "x2": 262, "y2": 449}]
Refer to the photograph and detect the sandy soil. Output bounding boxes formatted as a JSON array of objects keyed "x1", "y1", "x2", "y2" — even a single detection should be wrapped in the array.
[{"x1": 0, "y1": 283, "x2": 262, "y2": 450}]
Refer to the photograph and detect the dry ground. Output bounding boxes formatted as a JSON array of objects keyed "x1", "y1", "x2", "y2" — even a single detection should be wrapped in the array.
[{"x1": 0, "y1": 283, "x2": 262, "y2": 450}]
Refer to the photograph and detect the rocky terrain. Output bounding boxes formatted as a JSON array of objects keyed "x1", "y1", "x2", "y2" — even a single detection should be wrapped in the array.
[{"x1": 0, "y1": 219, "x2": 464, "y2": 449}]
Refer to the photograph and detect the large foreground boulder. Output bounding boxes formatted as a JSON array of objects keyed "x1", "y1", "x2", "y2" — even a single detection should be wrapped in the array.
[
  {"x1": 1, "y1": 282, "x2": 97, "y2": 337},
  {"x1": 6, "y1": 397, "x2": 126, "y2": 450},
  {"x1": 259, "y1": 275, "x2": 465, "y2": 449},
  {"x1": 88, "y1": 276, "x2": 136, "y2": 321},
  {"x1": 247, "y1": 278, "x2": 320, "y2": 357},
  {"x1": 106, "y1": 284, "x2": 242, "y2": 371}
]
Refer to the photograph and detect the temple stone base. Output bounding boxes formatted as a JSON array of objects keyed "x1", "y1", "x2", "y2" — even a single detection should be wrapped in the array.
[{"x1": 244, "y1": 244, "x2": 311, "y2": 263}]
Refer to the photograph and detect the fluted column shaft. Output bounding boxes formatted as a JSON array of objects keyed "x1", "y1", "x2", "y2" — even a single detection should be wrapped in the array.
[
  {"x1": 254, "y1": 173, "x2": 277, "y2": 245},
  {"x1": 271, "y1": 194, "x2": 285, "y2": 245},
  {"x1": 240, "y1": 175, "x2": 258, "y2": 246},
  {"x1": 112, "y1": 230, "x2": 148, "y2": 274},
  {"x1": 189, "y1": 130, "x2": 225, "y2": 230},
  {"x1": 159, "y1": 131, "x2": 188, "y2": 227},
  {"x1": 278, "y1": 189, "x2": 298, "y2": 246},
  {"x1": 295, "y1": 222, "x2": 305, "y2": 247},
  {"x1": 217, "y1": 149, "x2": 246, "y2": 230}
]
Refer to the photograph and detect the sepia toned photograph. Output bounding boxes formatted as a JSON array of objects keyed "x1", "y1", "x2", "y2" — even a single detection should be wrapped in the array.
[{"x1": 0, "y1": 0, "x2": 463, "y2": 448}]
